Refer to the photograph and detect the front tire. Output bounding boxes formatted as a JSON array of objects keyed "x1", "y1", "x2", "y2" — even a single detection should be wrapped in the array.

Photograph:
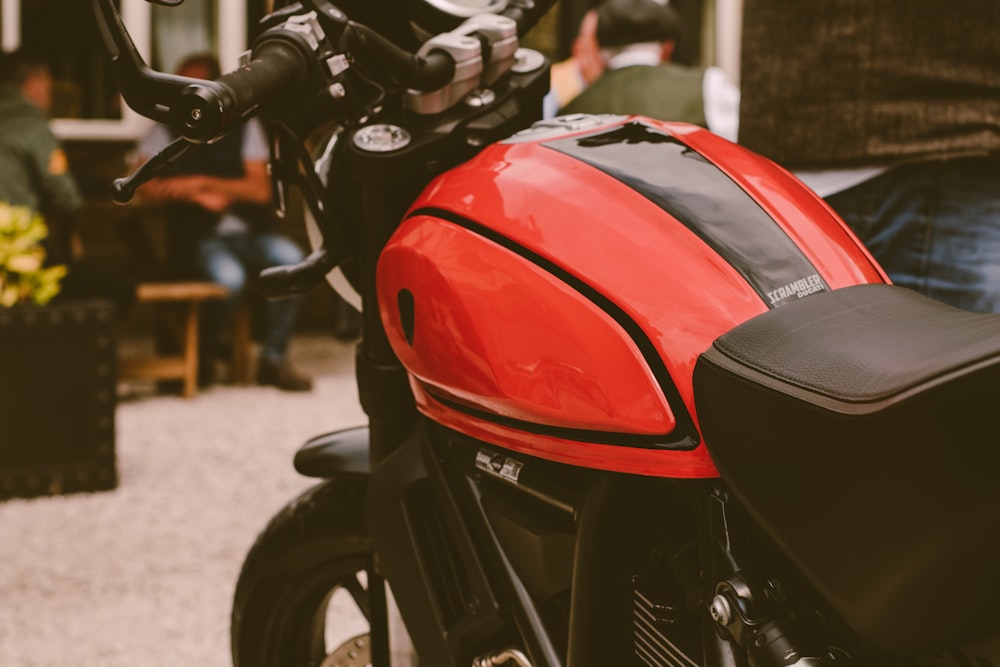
[{"x1": 231, "y1": 477, "x2": 375, "y2": 667}]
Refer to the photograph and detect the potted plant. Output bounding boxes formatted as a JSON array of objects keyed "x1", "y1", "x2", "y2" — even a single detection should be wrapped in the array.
[
  {"x1": 0, "y1": 204, "x2": 66, "y2": 307},
  {"x1": 0, "y1": 204, "x2": 118, "y2": 500}
]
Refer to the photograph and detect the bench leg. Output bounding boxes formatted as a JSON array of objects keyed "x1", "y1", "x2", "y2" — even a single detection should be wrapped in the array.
[
  {"x1": 182, "y1": 300, "x2": 200, "y2": 398},
  {"x1": 231, "y1": 300, "x2": 253, "y2": 385}
]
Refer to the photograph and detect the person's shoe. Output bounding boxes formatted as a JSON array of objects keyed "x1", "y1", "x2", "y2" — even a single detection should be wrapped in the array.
[{"x1": 256, "y1": 357, "x2": 313, "y2": 392}]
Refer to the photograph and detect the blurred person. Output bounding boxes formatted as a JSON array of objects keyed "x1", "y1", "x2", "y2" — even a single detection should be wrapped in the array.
[
  {"x1": 739, "y1": 0, "x2": 1000, "y2": 313},
  {"x1": 559, "y1": 0, "x2": 739, "y2": 141},
  {"x1": 0, "y1": 48, "x2": 135, "y2": 314},
  {"x1": 136, "y1": 52, "x2": 312, "y2": 391},
  {"x1": 543, "y1": 8, "x2": 603, "y2": 118}
]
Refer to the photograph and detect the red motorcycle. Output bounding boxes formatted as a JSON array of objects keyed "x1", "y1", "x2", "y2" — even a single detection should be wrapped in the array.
[{"x1": 95, "y1": 1, "x2": 1000, "y2": 665}]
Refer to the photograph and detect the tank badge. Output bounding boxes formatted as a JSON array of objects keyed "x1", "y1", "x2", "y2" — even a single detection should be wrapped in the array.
[
  {"x1": 766, "y1": 273, "x2": 826, "y2": 307},
  {"x1": 475, "y1": 448, "x2": 524, "y2": 484}
]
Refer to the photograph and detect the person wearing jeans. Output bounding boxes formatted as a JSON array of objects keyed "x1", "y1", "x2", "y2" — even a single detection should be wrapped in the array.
[
  {"x1": 189, "y1": 230, "x2": 307, "y2": 384},
  {"x1": 823, "y1": 158, "x2": 1000, "y2": 314},
  {"x1": 136, "y1": 52, "x2": 312, "y2": 391}
]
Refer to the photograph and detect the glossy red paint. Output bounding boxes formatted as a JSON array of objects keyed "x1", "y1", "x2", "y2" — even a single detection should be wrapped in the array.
[
  {"x1": 378, "y1": 116, "x2": 887, "y2": 478},
  {"x1": 377, "y1": 215, "x2": 676, "y2": 435}
]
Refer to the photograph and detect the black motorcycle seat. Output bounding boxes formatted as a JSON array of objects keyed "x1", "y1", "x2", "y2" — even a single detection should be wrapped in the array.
[
  {"x1": 697, "y1": 283, "x2": 1000, "y2": 413},
  {"x1": 692, "y1": 283, "x2": 1000, "y2": 654}
]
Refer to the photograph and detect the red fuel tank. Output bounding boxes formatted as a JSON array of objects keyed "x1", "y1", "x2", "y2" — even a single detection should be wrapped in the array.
[{"x1": 377, "y1": 116, "x2": 887, "y2": 478}]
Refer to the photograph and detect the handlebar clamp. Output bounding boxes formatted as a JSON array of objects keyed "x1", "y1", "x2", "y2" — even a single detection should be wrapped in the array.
[
  {"x1": 405, "y1": 13, "x2": 519, "y2": 116},
  {"x1": 405, "y1": 33, "x2": 483, "y2": 115},
  {"x1": 451, "y1": 14, "x2": 518, "y2": 86}
]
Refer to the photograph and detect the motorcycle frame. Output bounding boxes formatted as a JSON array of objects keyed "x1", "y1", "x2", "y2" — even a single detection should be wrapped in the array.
[{"x1": 299, "y1": 423, "x2": 756, "y2": 667}]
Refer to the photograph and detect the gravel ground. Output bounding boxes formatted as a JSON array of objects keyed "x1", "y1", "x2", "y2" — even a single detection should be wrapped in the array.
[{"x1": 0, "y1": 333, "x2": 367, "y2": 667}]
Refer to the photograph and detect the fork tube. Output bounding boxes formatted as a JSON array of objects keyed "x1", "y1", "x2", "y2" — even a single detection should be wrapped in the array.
[
  {"x1": 566, "y1": 475, "x2": 635, "y2": 667},
  {"x1": 368, "y1": 559, "x2": 391, "y2": 667},
  {"x1": 353, "y1": 151, "x2": 423, "y2": 465}
]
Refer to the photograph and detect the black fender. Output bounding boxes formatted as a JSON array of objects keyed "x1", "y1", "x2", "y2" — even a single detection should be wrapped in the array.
[{"x1": 293, "y1": 426, "x2": 371, "y2": 478}]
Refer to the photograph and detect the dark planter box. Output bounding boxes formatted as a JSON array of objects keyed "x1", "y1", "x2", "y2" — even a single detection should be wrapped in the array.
[{"x1": 0, "y1": 299, "x2": 118, "y2": 500}]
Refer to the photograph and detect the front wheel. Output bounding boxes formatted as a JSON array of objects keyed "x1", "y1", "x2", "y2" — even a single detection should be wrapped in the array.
[{"x1": 231, "y1": 477, "x2": 377, "y2": 667}]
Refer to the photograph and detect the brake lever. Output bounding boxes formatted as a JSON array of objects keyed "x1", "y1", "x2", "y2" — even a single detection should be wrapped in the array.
[
  {"x1": 111, "y1": 137, "x2": 193, "y2": 204},
  {"x1": 258, "y1": 247, "x2": 338, "y2": 298}
]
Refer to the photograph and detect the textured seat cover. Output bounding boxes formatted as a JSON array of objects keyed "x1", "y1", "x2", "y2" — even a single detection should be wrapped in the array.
[{"x1": 701, "y1": 283, "x2": 1000, "y2": 412}]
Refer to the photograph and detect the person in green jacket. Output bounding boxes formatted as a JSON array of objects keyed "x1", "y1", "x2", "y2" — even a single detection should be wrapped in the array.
[
  {"x1": 559, "y1": 0, "x2": 739, "y2": 141},
  {"x1": 0, "y1": 49, "x2": 135, "y2": 313},
  {"x1": 0, "y1": 50, "x2": 80, "y2": 226}
]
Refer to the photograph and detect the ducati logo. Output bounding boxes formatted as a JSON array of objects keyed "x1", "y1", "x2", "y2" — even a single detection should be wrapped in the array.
[
  {"x1": 475, "y1": 448, "x2": 524, "y2": 484},
  {"x1": 766, "y1": 273, "x2": 825, "y2": 306}
]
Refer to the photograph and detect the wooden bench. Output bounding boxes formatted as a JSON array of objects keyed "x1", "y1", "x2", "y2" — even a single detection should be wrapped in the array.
[
  {"x1": 119, "y1": 281, "x2": 251, "y2": 398},
  {"x1": 73, "y1": 206, "x2": 258, "y2": 396}
]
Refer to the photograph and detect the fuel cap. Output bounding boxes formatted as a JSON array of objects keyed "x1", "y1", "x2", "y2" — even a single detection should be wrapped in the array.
[{"x1": 352, "y1": 124, "x2": 412, "y2": 152}]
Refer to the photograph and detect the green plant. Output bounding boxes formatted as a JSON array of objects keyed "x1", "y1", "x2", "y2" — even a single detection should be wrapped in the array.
[{"x1": 0, "y1": 204, "x2": 66, "y2": 307}]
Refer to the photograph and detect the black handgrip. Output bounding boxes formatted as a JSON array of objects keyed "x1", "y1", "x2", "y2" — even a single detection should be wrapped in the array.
[
  {"x1": 170, "y1": 37, "x2": 308, "y2": 143},
  {"x1": 414, "y1": 50, "x2": 457, "y2": 92}
]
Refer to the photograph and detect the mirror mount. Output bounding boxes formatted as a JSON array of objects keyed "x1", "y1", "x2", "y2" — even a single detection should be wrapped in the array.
[{"x1": 91, "y1": 0, "x2": 209, "y2": 124}]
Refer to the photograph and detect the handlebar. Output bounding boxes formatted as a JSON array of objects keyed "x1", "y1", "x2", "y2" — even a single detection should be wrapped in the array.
[
  {"x1": 96, "y1": 0, "x2": 554, "y2": 296},
  {"x1": 171, "y1": 38, "x2": 309, "y2": 142},
  {"x1": 94, "y1": 0, "x2": 555, "y2": 145}
]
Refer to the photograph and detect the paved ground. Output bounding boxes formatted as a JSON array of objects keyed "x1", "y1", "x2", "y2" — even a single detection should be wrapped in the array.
[{"x1": 0, "y1": 333, "x2": 367, "y2": 667}]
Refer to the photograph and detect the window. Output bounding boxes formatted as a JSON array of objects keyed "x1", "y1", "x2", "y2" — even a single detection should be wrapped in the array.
[{"x1": 2, "y1": 0, "x2": 265, "y2": 141}]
